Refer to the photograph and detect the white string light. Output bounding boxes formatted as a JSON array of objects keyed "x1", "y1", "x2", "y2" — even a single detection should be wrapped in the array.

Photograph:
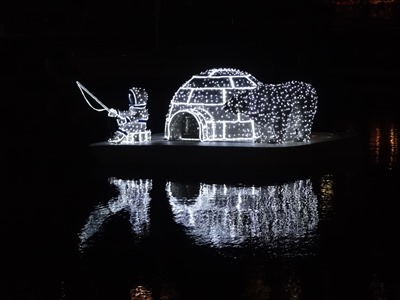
[
  {"x1": 76, "y1": 82, "x2": 152, "y2": 144},
  {"x1": 108, "y1": 87, "x2": 152, "y2": 144},
  {"x1": 164, "y1": 68, "x2": 318, "y2": 143}
]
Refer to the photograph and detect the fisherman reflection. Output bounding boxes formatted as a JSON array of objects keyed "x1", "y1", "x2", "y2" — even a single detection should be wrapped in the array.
[{"x1": 78, "y1": 178, "x2": 152, "y2": 251}]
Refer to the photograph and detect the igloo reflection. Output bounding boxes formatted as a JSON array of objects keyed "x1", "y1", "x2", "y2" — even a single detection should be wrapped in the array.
[
  {"x1": 78, "y1": 178, "x2": 152, "y2": 251},
  {"x1": 167, "y1": 180, "x2": 319, "y2": 249}
]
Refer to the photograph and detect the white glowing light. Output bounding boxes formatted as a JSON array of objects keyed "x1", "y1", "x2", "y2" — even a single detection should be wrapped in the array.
[
  {"x1": 76, "y1": 81, "x2": 151, "y2": 144},
  {"x1": 164, "y1": 68, "x2": 318, "y2": 143},
  {"x1": 78, "y1": 178, "x2": 152, "y2": 251},
  {"x1": 166, "y1": 179, "x2": 319, "y2": 248}
]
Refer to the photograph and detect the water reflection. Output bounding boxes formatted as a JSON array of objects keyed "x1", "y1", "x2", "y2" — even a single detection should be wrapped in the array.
[
  {"x1": 333, "y1": 0, "x2": 397, "y2": 19},
  {"x1": 78, "y1": 176, "x2": 335, "y2": 256},
  {"x1": 317, "y1": 174, "x2": 336, "y2": 220},
  {"x1": 72, "y1": 173, "x2": 400, "y2": 299},
  {"x1": 78, "y1": 178, "x2": 152, "y2": 251},
  {"x1": 166, "y1": 179, "x2": 322, "y2": 253},
  {"x1": 130, "y1": 285, "x2": 153, "y2": 300},
  {"x1": 369, "y1": 115, "x2": 399, "y2": 170}
]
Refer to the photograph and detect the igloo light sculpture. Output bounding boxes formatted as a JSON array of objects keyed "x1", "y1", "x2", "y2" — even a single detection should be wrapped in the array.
[{"x1": 164, "y1": 68, "x2": 318, "y2": 143}]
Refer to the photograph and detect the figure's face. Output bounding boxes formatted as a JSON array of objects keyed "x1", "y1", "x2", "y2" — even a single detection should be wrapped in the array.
[{"x1": 117, "y1": 118, "x2": 127, "y2": 126}]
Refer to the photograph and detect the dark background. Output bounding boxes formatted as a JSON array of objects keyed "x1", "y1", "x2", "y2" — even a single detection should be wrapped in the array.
[{"x1": 1, "y1": 1, "x2": 400, "y2": 299}]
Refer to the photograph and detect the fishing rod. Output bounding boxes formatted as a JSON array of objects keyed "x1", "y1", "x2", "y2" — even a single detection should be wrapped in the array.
[{"x1": 76, "y1": 81, "x2": 113, "y2": 113}]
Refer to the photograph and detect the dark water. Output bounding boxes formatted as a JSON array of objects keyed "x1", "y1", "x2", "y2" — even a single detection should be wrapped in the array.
[
  {"x1": 73, "y1": 115, "x2": 399, "y2": 300},
  {"x1": 3, "y1": 102, "x2": 399, "y2": 300}
]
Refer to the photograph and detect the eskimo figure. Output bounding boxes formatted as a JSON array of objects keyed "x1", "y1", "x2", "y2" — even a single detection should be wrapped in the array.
[
  {"x1": 108, "y1": 87, "x2": 151, "y2": 143},
  {"x1": 76, "y1": 82, "x2": 151, "y2": 144}
]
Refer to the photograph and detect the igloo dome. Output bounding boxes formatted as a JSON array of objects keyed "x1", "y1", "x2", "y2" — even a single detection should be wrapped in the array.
[{"x1": 164, "y1": 68, "x2": 261, "y2": 142}]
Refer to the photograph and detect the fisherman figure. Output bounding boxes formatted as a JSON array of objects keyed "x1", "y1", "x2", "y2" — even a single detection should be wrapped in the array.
[
  {"x1": 107, "y1": 87, "x2": 151, "y2": 144},
  {"x1": 76, "y1": 81, "x2": 151, "y2": 144}
]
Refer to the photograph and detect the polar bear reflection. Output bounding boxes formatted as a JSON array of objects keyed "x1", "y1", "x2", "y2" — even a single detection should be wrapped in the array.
[
  {"x1": 78, "y1": 178, "x2": 152, "y2": 251},
  {"x1": 167, "y1": 180, "x2": 318, "y2": 248}
]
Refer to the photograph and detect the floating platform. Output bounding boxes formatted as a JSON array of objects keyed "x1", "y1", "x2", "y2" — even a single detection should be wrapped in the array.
[{"x1": 88, "y1": 132, "x2": 361, "y2": 180}]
